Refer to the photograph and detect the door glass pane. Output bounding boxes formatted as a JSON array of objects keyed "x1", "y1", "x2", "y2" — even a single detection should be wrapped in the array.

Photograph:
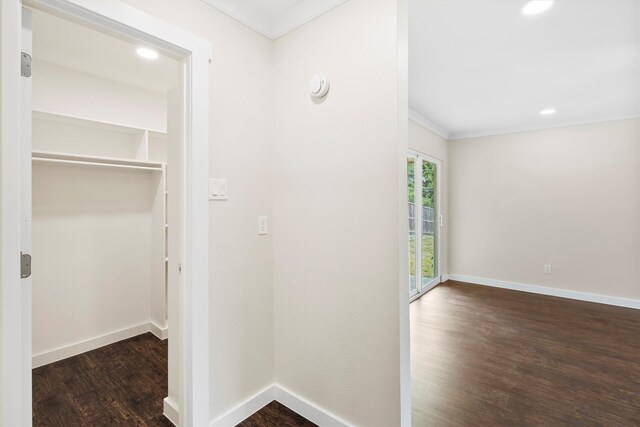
[
  {"x1": 421, "y1": 160, "x2": 437, "y2": 285},
  {"x1": 408, "y1": 157, "x2": 417, "y2": 296}
]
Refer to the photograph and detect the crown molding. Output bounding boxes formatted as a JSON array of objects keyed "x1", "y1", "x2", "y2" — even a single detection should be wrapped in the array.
[
  {"x1": 408, "y1": 109, "x2": 451, "y2": 140},
  {"x1": 448, "y1": 114, "x2": 640, "y2": 141},
  {"x1": 202, "y1": 0, "x2": 347, "y2": 40}
]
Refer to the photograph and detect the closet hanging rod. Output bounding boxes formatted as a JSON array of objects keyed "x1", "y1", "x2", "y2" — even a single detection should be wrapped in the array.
[{"x1": 32, "y1": 157, "x2": 163, "y2": 172}]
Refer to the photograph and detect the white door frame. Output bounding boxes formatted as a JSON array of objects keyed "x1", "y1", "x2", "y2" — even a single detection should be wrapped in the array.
[
  {"x1": 408, "y1": 150, "x2": 443, "y2": 302},
  {"x1": 1, "y1": 1, "x2": 212, "y2": 425}
]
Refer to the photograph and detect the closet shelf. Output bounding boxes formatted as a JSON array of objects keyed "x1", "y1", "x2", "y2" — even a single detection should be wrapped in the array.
[
  {"x1": 32, "y1": 151, "x2": 165, "y2": 171},
  {"x1": 33, "y1": 109, "x2": 167, "y2": 135}
]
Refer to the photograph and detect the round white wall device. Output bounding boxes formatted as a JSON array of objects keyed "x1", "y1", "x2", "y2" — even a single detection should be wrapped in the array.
[{"x1": 309, "y1": 73, "x2": 330, "y2": 98}]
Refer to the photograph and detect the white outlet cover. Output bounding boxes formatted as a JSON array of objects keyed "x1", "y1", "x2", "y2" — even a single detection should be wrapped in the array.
[{"x1": 209, "y1": 178, "x2": 227, "y2": 200}]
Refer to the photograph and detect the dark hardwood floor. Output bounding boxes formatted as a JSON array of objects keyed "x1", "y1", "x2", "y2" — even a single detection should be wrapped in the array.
[
  {"x1": 32, "y1": 332, "x2": 314, "y2": 426},
  {"x1": 411, "y1": 280, "x2": 640, "y2": 426},
  {"x1": 33, "y1": 333, "x2": 173, "y2": 427}
]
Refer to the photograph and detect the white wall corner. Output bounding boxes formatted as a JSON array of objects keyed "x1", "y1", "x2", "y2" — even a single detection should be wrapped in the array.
[
  {"x1": 149, "y1": 321, "x2": 168, "y2": 340},
  {"x1": 209, "y1": 384, "x2": 351, "y2": 427},
  {"x1": 210, "y1": 385, "x2": 277, "y2": 427},
  {"x1": 448, "y1": 274, "x2": 640, "y2": 310},
  {"x1": 201, "y1": 0, "x2": 273, "y2": 38},
  {"x1": 441, "y1": 273, "x2": 450, "y2": 282},
  {"x1": 270, "y1": 0, "x2": 348, "y2": 39},
  {"x1": 273, "y1": 385, "x2": 351, "y2": 427},
  {"x1": 408, "y1": 109, "x2": 450, "y2": 140},
  {"x1": 163, "y1": 396, "x2": 179, "y2": 426},
  {"x1": 201, "y1": 0, "x2": 347, "y2": 40}
]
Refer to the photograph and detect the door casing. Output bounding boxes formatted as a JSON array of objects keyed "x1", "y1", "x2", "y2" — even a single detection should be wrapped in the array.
[{"x1": 1, "y1": 1, "x2": 212, "y2": 425}]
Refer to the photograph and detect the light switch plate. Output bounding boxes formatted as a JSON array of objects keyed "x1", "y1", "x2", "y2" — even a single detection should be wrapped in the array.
[
  {"x1": 209, "y1": 178, "x2": 227, "y2": 200},
  {"x1": 258, "y1": 216, "x2": 268, "y2": 235}
]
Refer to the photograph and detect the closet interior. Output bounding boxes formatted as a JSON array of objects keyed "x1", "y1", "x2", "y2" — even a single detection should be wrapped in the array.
[{"x1": 30, "y1": 9, "x2": 179, "y2": 369}]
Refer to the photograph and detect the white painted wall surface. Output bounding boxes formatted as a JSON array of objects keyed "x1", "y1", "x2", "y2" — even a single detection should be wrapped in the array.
[
  {"x1": 32, "y1": 164, "x2": 155, "y2": 356},
  {"x1": 409, "y1": 119, "x2": 449, "y2": 275},
  {"x1": 0, "y1": 2, "x2": 4, "y2": 419},
  {"x1": 272, "y1": 1, "x2": 404, "y2": 425},
  {"x1": 122, "y1": 0, "x2": 275, "y2": 420},
  {"x1": 32, "y1": 60, "x2": 166, "y2": 132},
  {"x1": 449, "y1": 118, "x2": 640, "y2": 300}
]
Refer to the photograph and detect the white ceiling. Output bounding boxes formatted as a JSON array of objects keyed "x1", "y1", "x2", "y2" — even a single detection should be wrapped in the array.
[
  {"x1": 203, "y1": 0, "x2": 347, "y2": 39},
  {"x1": 409, "y1": 0, "x2": 640, "y2": 139},
  {"x1": 32, "y1": 9, "x2": 179, "y2": 94}
]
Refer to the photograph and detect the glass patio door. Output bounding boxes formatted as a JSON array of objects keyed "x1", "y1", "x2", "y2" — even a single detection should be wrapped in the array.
[{"x1": 408, "y1": 153, "x2": 441, "y2": 299}]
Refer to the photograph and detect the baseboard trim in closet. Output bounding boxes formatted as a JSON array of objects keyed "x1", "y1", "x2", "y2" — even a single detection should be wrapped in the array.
[
  {"x1": 32, "y1": 321, "x2": 165, "y2": 368},
  {"x1": 150, "y1": 320, "x2": 169, "y2": 340},
  {"x1": 163, "y1": 396, "x2": 179, "y2": 426}
]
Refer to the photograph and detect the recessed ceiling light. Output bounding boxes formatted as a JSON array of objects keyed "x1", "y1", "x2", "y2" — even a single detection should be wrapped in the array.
[
  {"x1": 136, "y1": 47, "x2": 159, "y2": 60},
  {"x1": 539, "y1": 108, "x2": 556, "y2": 115},
  {"x1": 522, "y1": 0, "x2": 554, "y2": 16}
]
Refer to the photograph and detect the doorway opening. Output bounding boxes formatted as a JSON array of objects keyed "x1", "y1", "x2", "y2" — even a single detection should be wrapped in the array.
[
  {"x1": 0, "y1": 1, "x2": 213, "y2": 424},
  {"x1": 27, "y1": 7, "x2": 180, "y2": 425},
  {"x1": 407, "y1": 152, "x2": 442, "y2": 301}
]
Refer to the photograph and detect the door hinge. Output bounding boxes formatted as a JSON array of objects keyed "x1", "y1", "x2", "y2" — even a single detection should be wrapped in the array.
[
  {"x1": 21, "y1": 52, "x2": 32, "y2": 77},
  {"x1": 21, "y1": 252, "x2": 32, "y2": 278}
]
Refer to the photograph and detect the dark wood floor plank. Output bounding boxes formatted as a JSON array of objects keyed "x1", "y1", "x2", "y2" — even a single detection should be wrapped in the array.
[
  {"x1": 33, "y1": 333, "x2": 315, "y2": 427},
  {"x1": 33, "y1": 333, "x2": 173, "y2": 427},
  {"x1": 411, "y1": 281, "x2": 640, "y2": 427}
]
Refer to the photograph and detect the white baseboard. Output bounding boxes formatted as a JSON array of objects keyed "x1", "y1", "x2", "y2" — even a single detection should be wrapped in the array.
[
  {"x1": 273, "y1": 384, "x2": 350, "y2": 427},
  {"x1": 150, "y1": 320, "x2": 168, "y2": 340},
  {"x1": 441, "y1": 273, "x2": 450, "y2": 282},
  {"x1": 210, "y1": 385, "x2": 277, "y2": 427},
  {"x1": 163, "y1": 396, "x2": 179, "y2": 426},
  {"x1": 448, "y1": 274, "x2": 640, "y2": 309},
  {"x1": 210, "y1": 384, "x2": 350, "y2": 427},
  {"x1": 32, "y1": 321, "x2": 166, "y2": 368}
]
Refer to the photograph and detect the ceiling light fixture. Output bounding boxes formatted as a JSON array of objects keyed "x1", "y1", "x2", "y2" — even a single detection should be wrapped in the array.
[
  {"x1": 522, "y1": 0, "x2": 554, "y2": 16},
  {"x1": 136, "y1": 47, "x2": 159, "y2": 60},
  {"x1": 539, "y1": 108, "x2": 556, "y2": 116}
]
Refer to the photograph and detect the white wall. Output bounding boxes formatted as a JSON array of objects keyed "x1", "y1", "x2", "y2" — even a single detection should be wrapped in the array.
[
  {"x1": 32, "y1": 60, "x2": 166, "y2": 132},
  {"x1": 30, "y1": 52, "x2": 170, "y2": 363},
  {"x1": 0, "y1": 2, "x2": 4, "y2": 420},
  {"x1": 448, "y1": 118, "x2": 640, "y2": 300},
  {"x1": 32, "y1": 164, "x2": 156, "y2": 356},
  {"x1": 122, "y1": 0, "x2": 275, "y2": 421},
  {"x1": 409, "y1": 119, "x2": 449, "y2": 275},
  {"x1": 272, "y1": 1, "x2": 406, "y2": 425}
]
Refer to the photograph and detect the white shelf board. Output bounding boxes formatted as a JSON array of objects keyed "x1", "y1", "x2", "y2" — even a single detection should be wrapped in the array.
[
  {"x1": 33, "y1": 109, "x2": 167, "y2": 135},
  {"x1": 148, "y1": 130, "x2": 168, "y2": 140},
  {"x1": 32, "y1": 150, "x2": 165, "y2": 171}
]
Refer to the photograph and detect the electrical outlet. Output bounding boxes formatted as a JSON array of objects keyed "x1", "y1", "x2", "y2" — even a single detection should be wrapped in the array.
[
  {"x1": 258, "y1": 216, "x2": 268, "y2": 235},
  {"x1": 544, "y1": 264, "x2": 552, "y2": 274}
]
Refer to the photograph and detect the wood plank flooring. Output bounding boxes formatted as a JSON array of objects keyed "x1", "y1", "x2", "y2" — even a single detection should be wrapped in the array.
[
  {"x1": 32, "y1": 332, "x2": 314, "y2": 426},
  {"x1": 33, "y1": 333, "x2": 173, "y2": 427},
  {"x1": 411, "y1": 281, "x2": 640, "y2": 427}
]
